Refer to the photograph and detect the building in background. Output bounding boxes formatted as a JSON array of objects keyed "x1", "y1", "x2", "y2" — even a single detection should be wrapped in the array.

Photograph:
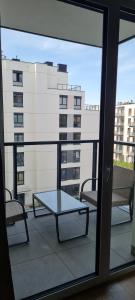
[
  {"x1": 114, "y1": 101, "x2": 135, "y2": 163},
  {"x1": 3, "y1": 58, "x2": 99, "y2": 207}
]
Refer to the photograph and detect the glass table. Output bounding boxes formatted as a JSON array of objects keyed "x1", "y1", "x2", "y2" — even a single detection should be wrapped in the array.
[{"x1": 32, "y1": 190, "x2": 89, "y2": 243}]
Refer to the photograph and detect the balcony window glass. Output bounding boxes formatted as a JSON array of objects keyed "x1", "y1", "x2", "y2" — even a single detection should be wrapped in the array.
[
  {"x1": 17, "y1": 193, "x2": 25, "y2": 205},
  {"x1": 13, "y1": 70, "x2": 23, "y2": 86},
  {"x1": 73, "y1": 150, "x2": 80, "y2": 162},
  {"x1": 61, "y1": 167, "x2": 80, "y2": 180},
  {"x1": 61, "y1": 151, "x2": 67, "y2": 163},
  {"x1": 17, "y1": 152, "x2": 24, "y2": 166},
  {"x1": 74, "y1": 96, "x2": 81, "y2": 110},
  {"x1": 17, "y1": 171, "x2": 24, "y2": 185},
  {"x1": 59, "y1": 114, "x2": 67, "y2": 127},
  {"x1": 59, "y1": 133, "x2": 67, "y2": 140},
  {"x1": 62, "y1": 184, "x2": 80, "y2": 197},
  {"x1": 72, "y1": 167, "x2": 80, "y2": 179},
  {"x1": 59, "y1": 95, "x2": 68, "y2": 109},
  {"x1": 13, "y1": 92, "x2": 23, "y2": 107},
  {"x1": 74, "y1": 115, "x2": 81, "y2": 127},
  {"x1": 14, "y1": 113, "x2": 23, "y2": 127},
  {"x1": 61, "y1": 168, "x2": 67, "y2": 181}
]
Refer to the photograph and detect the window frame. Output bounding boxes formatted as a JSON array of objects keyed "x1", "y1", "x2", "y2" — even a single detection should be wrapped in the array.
[
  {"x1": 74, "y1": 114, "x2": 81, "y2": 128},
  {"x1": 14, "y1": 113, "x2": 24, "y2": 128},
  {"x1": 17, "y1": 171, "x2": 24, "y2": 185},
  {"x1": 13, "y1": 92, "x2": 23, "y2": 107},
  {"x1": 74, "y1": 96, "x2": 81, "y2": 110},
  {"x1": 14, "y1": 133, "x2": 24, "y2": 142},
  {"x1": 59, "y1": 95, "x2": 68, "y2": 109},
  {"x1": 59, "y1": 132, "x2": 67, "y2": 140},
  {"x1": 17, "y1": 152, "x2": 24, "y2": 167},
  {"x1": 59, "y1": 114, "x2": 67, "y2": 128},
  {"x1": 13, "y1": 70, "x2": 23, "y2": 86}
]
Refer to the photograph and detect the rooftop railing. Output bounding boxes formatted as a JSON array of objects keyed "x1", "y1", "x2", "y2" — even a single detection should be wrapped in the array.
[{"x1": 57, "y1": 84, "x2": 81, "y2": 91}]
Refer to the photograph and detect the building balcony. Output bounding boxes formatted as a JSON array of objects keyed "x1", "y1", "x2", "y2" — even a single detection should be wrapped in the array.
[
  {"x1": 129, "y1": 132, "x2": 135, "y2": 137},
  {"x1": 115, "y1": 123, "x2": 124, "y2": 127},
  {"x1": 114, "y1": 131, "x2": 123, "y2": 135},
  {"x1": 114, "y1": 148, "x2": 123, "y2": 153},
  {"x1": 130, "y1": 123, "x2": 135, "y2": 127},
  {"x1": 115, "y1": 113, "x2": 124, "y2": 117},
  {"x1": 4, "y1": 139, "x2": 135, "y2": 299}
]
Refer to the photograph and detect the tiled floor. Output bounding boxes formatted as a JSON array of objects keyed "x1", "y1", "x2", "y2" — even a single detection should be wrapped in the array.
[{"x1": 7, "y1": 206, "x2": 135, "y2": 299}]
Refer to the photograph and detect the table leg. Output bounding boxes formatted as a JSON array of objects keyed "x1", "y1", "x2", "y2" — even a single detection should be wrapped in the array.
[
  {"x1": 55, "y1": 208, "x2": 89, "y2": 243},
  {"x1": 85, "y1": 207, "x2": 89, "y2": 235},
  {"x1": 32, "y1": 195, "x2": 36, "y2": 217},
  {"x1": 55, "y1": 215, "x2": 60, "y2": 243}
]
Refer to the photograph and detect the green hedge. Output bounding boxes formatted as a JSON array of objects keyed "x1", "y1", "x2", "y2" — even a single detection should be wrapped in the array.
[{"x1": 113, "y1": 160, "x2": 133, "y2": 170}]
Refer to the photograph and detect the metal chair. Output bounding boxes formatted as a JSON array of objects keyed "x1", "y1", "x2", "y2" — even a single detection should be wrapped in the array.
[
  {"x1": 5, "y1": 188, "x2": 29, "y2": 246},
  {"x1": 80, "y1": 166, "x2": 134, "y2": 224}
]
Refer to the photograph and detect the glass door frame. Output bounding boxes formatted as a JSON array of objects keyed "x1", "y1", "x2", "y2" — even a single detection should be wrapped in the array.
[{"x1": 1, "y1": 0, "x2": 135, "y2": 299}]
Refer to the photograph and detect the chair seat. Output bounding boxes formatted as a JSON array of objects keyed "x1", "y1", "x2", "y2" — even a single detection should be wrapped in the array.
[
  {"x1": 80, "y1": 191, "x2": 129, "y2": 207},
  {"x1": 6, "y1": 201, "x2": 27, "y2": 224}
]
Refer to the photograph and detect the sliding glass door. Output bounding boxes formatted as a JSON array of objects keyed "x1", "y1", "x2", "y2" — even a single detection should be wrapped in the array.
[{"x1": 0, "y1": 1, "x2": 123, "y2": 299}]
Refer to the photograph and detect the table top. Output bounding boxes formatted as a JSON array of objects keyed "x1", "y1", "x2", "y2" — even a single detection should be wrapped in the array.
[{"x1": 33, "y1": 190, "x2": 88, "y2": 214}]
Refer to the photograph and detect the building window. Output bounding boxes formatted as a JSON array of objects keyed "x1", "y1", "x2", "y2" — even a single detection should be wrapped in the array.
[
  {"x1": 74, "y1": 115, "x2": 81, "y2": 128},
  {"x1": 61, "y1": 151, "x2": 67, "y2": 163},
  {"x1": 17, "y1": 193, "x2": 25, "y2": 205},
  {"x1": 13, "y1": 70, "x2": 23, "y2": 86},
  {"x1": 73, "y1": 132, "x2": 81, "y2": 145},
  {"x1": 74, "y1": 96, "x2": 81, "y2": 110},
  {"x1": 17, "y1": 171, "x2": 24, "y2": 185},
  {"x1": 17, "y1": 152, "x2": 24, "y2": 167},
  {"x1": 59, "y1": 133, "x2": 67, "y2": 140},
  {"x1": 61, "y1": 167, "x2": 80, "y2": 181},
  {"x1": 73, "y1": 132, "x2": 81, "y2": 141},
  {"x1": 72, "y1": 167, "x2": 80, "y2": 179},
  {"x1": 14, "y1": 133, "x2": 24, "y2": 142},
  {"x1": 73, "y1": 150, "x2": 80, "y2": 162},
  {"x1": 13, "y1": 92, "x2": 23, "y2": 107},
  {"x1": 62, "y1": 184, "x2": 80, "y2": 197},
  {"x1": 14, "y1": 113, "x2": 23, "y2": 127},
  {"x1": 59, "y1": 114, "x2": 67, "y2": 127},
  {"x1": 61, "y1": 169, "x2": 67, "y2": 181},
  {"x1": 59, "y1": 95, "x2": 68, "y2": 109}
]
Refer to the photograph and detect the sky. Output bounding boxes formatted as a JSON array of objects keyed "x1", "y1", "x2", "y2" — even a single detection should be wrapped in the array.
[{"x1": 1, "y1": 28, "x2": 135, "y2": 105}]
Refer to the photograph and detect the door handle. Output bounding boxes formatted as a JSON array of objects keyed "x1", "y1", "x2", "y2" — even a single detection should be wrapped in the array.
[{"x1": 106, "y1": 167, "x2": 111, "y2": 183}]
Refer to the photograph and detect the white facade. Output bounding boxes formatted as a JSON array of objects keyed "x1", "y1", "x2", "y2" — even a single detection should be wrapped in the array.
[{"x1": 3, "y1": 58, "x2": 99, "y2": 207}]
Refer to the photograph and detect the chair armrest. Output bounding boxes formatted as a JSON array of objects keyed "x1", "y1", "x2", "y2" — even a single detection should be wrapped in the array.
[
  {"x1": 5, "y1": 188, "x2": 12, "y2": 200},
  {"x1": 81, "y1": 178, "x2": 98, "y2": 192}
]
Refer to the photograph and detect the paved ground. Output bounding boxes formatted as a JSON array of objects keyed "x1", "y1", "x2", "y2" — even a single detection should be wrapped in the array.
[{"x1": 7, "y1": 206, "x2": 134, "y2": 299}]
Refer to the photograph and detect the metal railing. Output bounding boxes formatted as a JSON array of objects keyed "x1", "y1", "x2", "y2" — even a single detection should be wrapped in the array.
[
  {"x1": 3, "y1": 139, "x2": 135, "y2": 201},
  {"x1": 57, "y1": 84, "x2": 81, "y2": 91},
  {"x1": 4, "y1": 139, "x2": 98, "y2": 199}
]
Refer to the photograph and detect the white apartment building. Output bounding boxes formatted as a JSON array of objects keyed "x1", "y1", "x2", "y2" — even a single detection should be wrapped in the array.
[
  {"x1": 114, "y1": 101, "x2": 135, "y2": 163},
  {"x1": 3, "y1": 58, "x2": 99, "y2": 207}
]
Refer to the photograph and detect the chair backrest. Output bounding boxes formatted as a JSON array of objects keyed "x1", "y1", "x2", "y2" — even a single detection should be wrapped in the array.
[{"x1": 113, "y1": 166, "x2": 134, "y2": 198}]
